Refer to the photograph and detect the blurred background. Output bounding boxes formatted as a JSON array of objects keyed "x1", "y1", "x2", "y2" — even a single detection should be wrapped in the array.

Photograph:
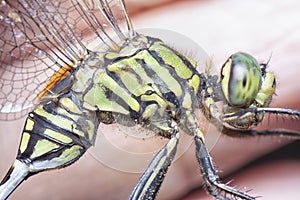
[{"x1": 0, "y1": 0, "x2": 300, "y2": 199}]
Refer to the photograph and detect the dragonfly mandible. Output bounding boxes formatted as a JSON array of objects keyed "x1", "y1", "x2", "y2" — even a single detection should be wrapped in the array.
[{"x1": 0, "y1": 0, "x2": 300, "y2": 199}]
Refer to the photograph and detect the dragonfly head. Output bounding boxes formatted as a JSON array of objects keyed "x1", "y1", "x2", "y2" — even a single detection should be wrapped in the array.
[
  {"x1": 220, "y1": 52, "x2": 276, "y2": 109},
  {"x1": 219, "y1": 52, "x2": 277, "y2": 128}
]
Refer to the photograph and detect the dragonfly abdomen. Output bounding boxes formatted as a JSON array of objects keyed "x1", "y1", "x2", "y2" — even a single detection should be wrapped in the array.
[
  {"x1": 18, "y1": 95, "x2": 99, "y2": 171},
  {"x1": 0, "y1": 86, "x2": 99, "y2": 199}
]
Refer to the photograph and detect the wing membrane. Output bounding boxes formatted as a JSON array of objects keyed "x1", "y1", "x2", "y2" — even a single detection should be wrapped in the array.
[{"x1": 0, "y1": 0, "x2": 133, "y2": 120}]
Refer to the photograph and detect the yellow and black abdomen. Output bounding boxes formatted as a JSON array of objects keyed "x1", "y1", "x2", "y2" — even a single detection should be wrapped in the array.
[
  {"x1": 17, "y1": 96, "x2": 99, "y2": 172},
  {"x1": 0, "y1": 85, "x2": 100, "y2": 199}
]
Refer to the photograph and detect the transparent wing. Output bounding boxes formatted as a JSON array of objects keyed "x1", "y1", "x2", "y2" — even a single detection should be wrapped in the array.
[{"x1": 0, "y1": 0, "x2": 134, "y2": 120}]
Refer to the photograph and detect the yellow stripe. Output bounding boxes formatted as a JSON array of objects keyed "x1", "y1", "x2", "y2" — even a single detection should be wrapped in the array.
[
  {"x1": 108, "y1": 56, "x2": 157, "y2": 97},
  {"x1": 111, "y1": 69, "x2": 151, "y2": 97},
  {"x1": 19, "y1": 132, "x2": 30, "y2": 154},
  {"x1": 86, "y1": 120, "x2": 96, "y2": 142},
  {"x1": 97, "y1": 72, "x2": 140, "y2": 112},
  {"x1": 195, "y1": 129, "x2": 205, "y2": 141},
  {"x1": 105, "y1": 52, "x2": 121, "y2": 60},
  {"x1": 142, "y1": 104, "x2": 158, "y2": 119},
  {"x1": 221, "y1": 58, "x2": 232, "y2": 101},
  {"x1": 44, "y1": 129, "x2": 72, "y2": 144},
  {"x1": 136, "y1": 51, "x2": 183, "y2": 97},
  {"x1": 141, "y1": 93, "x2": 167, "y2": 109},
  {"x1": 83, "y1": 83, "x2": 129, "y2": 114},
  {"x1": 183, "y1": 54, "x2": 197, "y2": 69},
  {"x1": 30, "y1": 139, "x2": 59, "y2": 159},
  {"x1": 60, "y1": 97, "x2": 82, "y2": 114},
  {"x1": 110, "y1": 49, "x2": 182, "y2": 97},
  {"x1": 32, "y1": 145, "x2": 84, "y2": 170},
  {"x1": 189, "y1": 74, "x2": 200, "y2": 95},
  {"x1": 54, "y1": 145, "x2": 83, "y2": 166},
  {"x1": 25, "y1": 117, "x2": 34, "y2": 131},
  {"x1": 34, "y1": 106, "x2": 84, "y2": 137},
  {"x1": 108, "y1": 55, "x2": 169, "y2": 107},
  {"x1": 141, "y1": 132, "x2": 179, "y2": 196},
  {"x1": 182, "y1": 92, "x2": 192, "y2": 109},
  {"x1": 109, "y1": 58, "x2": 155, "y2": 85},
  {"x1": 149, "y1": 43, "x2": 193, "y2": 79}
]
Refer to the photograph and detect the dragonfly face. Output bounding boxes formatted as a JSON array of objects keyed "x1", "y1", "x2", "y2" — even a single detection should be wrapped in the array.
[
  {"x1": 0, "y1": 0, "x2": 300, "y2": 200},
  {"x1": 219, "y1": 52, "x2": 276, "y2": 129}
]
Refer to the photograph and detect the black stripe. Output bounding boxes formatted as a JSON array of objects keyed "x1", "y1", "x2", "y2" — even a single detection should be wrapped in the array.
[
  {"x1": 102, "y1": 70, "x2": 139, "y2": 115},
  {"x1": 41, "y1": 100, "x2": 94, "y2": 141},
  {"x1": 104, "y1": 47, "x2": 147, "y2": 64},
  {"x1": 17, "y1": 112, "x2": 86, "y2": 162},
  {"x1": 147, "y1": 50, "x2": 187, "y2": 108}
]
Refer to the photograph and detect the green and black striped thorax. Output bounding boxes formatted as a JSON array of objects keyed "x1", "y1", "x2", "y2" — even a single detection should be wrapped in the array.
[{"x1": 67, "y1": 34, "x2": 210, "y2": 137}]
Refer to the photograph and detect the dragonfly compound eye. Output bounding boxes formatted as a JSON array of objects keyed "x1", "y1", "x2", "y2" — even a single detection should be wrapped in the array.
[{"x1": 220, "y1": 52, "x2": 262, "y2": 107}]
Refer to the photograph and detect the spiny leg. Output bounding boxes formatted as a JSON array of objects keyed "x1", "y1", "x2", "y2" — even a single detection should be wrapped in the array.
[
  {"x1": 203, "y1": 92, "x2": 300, "y2": 139},
  {"x1": 220, "y1": 107, "x2": 300, "y2": 138},
  {"x1": 129, "y1": 121, "x2": 179, "y2": 200},
  {"x1": 181, "y1": 108, "x2": 256, "y2": 200},
  {"x1": 220, "y1": 124, "x2": 300, "y2": 138},
  {"x1": 194, "y1": 130, "x2": 256, "y2": 200}
]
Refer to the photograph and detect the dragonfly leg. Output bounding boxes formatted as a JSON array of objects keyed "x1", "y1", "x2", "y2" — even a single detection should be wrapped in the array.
[
  {"x1": 194, "y1": 130, "x2": 256, "y2": 200},
  {"x1": 129, "y1": 121, "x2": 179, "y2": 200},
  {"x1": 220, "y1": 126, "x2": 300, "y2": 139}
]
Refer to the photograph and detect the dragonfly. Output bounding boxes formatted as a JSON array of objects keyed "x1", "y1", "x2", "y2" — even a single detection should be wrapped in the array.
[{"x1": 0, "y1": 0, "x2": 300, "y2": 199}]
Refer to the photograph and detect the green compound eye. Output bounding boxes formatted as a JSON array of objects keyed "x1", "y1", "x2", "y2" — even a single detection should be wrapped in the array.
[{"x1": 221, "y1": 52, "x2": 262, "y2": 107}]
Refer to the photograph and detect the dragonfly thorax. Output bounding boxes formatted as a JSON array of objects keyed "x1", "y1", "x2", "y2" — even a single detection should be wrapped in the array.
[{"x1": 69, "y1": 35, "x2": 206, "y2": 138}]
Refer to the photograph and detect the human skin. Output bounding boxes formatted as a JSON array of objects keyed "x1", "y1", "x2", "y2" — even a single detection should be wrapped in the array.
[{"x1": 0, "y1": 0, "x2": 300, "y2": 200}]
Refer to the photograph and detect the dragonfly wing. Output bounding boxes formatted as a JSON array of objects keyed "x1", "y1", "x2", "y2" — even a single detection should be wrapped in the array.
[{"x1": 0, "y1": 0, "x2": 133, "y2": 120}]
